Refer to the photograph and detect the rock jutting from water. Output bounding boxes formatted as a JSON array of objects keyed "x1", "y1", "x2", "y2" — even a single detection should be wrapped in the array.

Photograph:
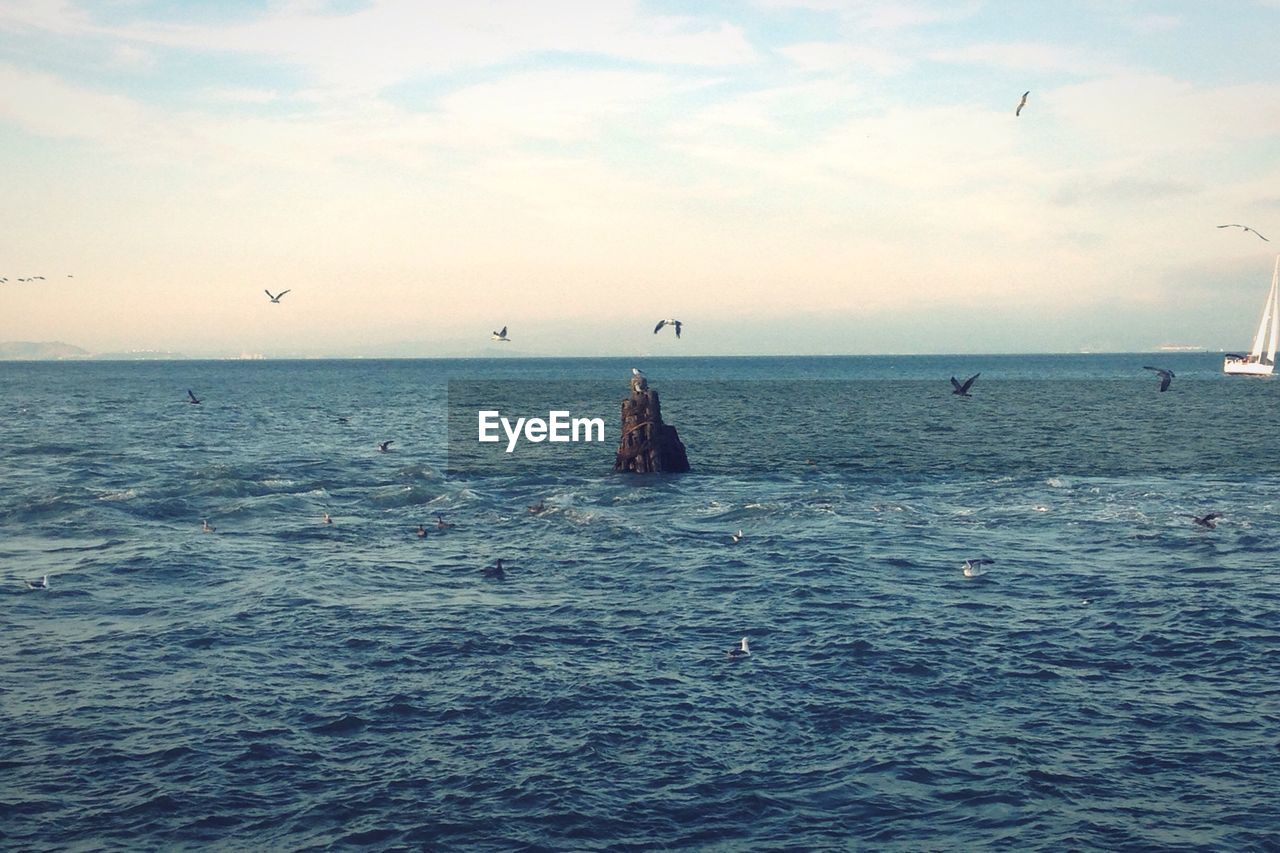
[{"x1": 613, "y1": 373, "x2": 690, "y2": 474}]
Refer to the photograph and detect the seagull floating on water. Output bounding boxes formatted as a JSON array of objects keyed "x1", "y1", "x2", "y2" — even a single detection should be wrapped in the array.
[
  {"x1": 202, "y1": 520, "x2": 215, "y2": 533},
  {"x1": 727, "y1": 637, "x2": 750, "y2": 659},
  {"x1": 1190, "y1": 512, "x2": 1222, "y2": 529},
  {"x1": 264, "y1": 289, "x2": 291, "y2": 303},
  {"x1": 187, "y1": 389, "x2": 201, "y2": 405},
  {"x1": 378, "y1": 440, "x2": 393, "y2": 452},
  {"x1": 951, "y1": 373, "x2": 980, "y2": 396},
  {"x1": 1217, "y1": 224, "x2": 1269, "y2": 242},
  {"x1": 1143, "y1": 366, "x2": 1174, "y2": 392},
  {"x1": 491, "y1": 326, "x2": 510, "y2": 342},
  {"x1": 322, "y1": 513, "x2": 332, "y2": 525},
  {"x1": 25, "y1": 575, "x2": 48, "y2": 590},
  {"x1": 653, "y1": 319, "x2": 683, "y2": 338},
  {"x1": 962, "y1": 558, "x2": 994, "y2": 577},
  {"x1": 1016, "y1": 90, "x2": 1029, "y2": 116}
]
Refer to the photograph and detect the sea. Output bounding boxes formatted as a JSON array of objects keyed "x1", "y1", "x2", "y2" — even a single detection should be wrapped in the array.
[{"x1": 2, "y1": 353, "x2": 1278, "y2": 851}]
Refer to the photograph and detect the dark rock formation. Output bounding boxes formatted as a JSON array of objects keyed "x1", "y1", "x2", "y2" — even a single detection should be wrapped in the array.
[{"x1": 613, "y1": 375, "x2": 690, "y2": 474}]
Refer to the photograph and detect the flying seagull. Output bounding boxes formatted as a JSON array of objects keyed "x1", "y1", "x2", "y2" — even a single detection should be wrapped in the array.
[
  {"x1": 1016, "y1": 90, "x2": 1029, "y2": 116},
  {"x1": 1144, "y1": 366, "x2": 1174, "y2": 392},
  {"x1": 727, "y1": 637, "x2": 751, "y2": 659},
  {"x1": 491, "y1": 326, "x2": 510, "y2": 342},
  {"x1": 653, "y1": 319, "x2": 683, "y2": 338},
  {"x1": 25, "y1": 575, "x2": 49, "y2": 590},
  {"x1": 1190, "y1": 512, "x2": 1222, "y2": 529},
  {"x1": 264, "y1": 289, "x2": 291, "y2": 303},
  {"x1": 187, "y1": 389, "x2": 201, "y2": 405},
  {"x1": 378, "y1": 440, "x2": 393, "y2": 452},
  {"x1": 1217, "y1": 224, "x2": 1269, "y2": 242},
  {"x1": 951, "y1": 373, "x2": 980, "y2": 396},
  {"x1": 962, "y1": 558, "x2": 994, "y2": 577}
]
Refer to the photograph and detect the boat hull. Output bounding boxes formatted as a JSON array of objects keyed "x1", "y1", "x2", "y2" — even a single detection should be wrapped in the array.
[{"x1": 1223, "y1": 359, "x2": 1274, "y2": 376}]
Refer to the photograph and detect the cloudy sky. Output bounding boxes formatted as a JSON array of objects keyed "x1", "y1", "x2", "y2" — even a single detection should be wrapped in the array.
[{"x1": 2, "y1": 0, "x2": 1279, "y2": 356}]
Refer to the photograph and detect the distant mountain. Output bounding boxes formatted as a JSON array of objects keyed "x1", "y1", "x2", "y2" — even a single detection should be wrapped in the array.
[{"x1": 0, "y1": 341, "x2": 92, "y2": 360}]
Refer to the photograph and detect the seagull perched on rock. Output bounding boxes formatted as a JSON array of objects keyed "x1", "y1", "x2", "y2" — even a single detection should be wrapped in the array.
[
  {"x1": 264, "y1": 289, "x2": 290, "y2": 303},
  {"x1": 25, "y1": 575, "x2": 48, "y2": 590},
  {"x1": 1190, "y1": 512, "x2": 1222, "y2": 529},
  {"x1": 1217, "y1": 224, "x2": 1269, "y2": 242},
  {"x1": 491, "y1": 326, "x2": 510, "y2": 342},
  {"x1": 1016, "y1": 90, "x2": 1029, "y2": 116},
  {"x1": 950, "y1": 373, "x2": 980, "y2": 396},
  {"x1": 186, "y1": 389, "x2": 201, "y2": 405},
  {"x1": 1144, "y1": 366, "x2": 1174, "y2": 392},
  {"x1": 727, "y1": 637, "x2": 750, "y2": 659},
  {"x1": 962, "y1": 558, "x2": 994, "y2": 577},
  {"x1": 653, "y1": 319, "x2": 683, "y2": 338}
]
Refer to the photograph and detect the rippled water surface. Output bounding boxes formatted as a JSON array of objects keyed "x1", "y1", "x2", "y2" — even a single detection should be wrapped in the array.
[{"x1": 3, "y1": 355, "x2": 1279, "y2": 850}]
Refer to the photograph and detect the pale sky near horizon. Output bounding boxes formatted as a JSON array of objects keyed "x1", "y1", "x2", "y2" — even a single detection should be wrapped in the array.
[{"x1": 2, "y1": 0, "x2": 1279, "y2": 357}]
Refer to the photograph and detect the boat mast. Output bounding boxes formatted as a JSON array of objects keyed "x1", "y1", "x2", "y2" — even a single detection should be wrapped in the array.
[{"x1": 1268, "y1": 255, "x2": 1280, "y2": 365}]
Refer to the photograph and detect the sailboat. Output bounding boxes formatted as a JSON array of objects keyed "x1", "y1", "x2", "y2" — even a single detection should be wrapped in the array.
[{"x1": 1224, "y1": 255, "x2": 1279, "y2": 376}]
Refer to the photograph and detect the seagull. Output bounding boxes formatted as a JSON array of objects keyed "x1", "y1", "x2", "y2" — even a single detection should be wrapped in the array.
[
  {"x1": 264, "y1": 289, "x2": 291, "y2": 303},
  {"x1": 727, "y1": 637, "x2": 751, "y2": 659},
  {"x1": 653, "y1": 319, "x2": 683, "y2": 338},
  {"x1": 1143, "y1": 366, "x2": 1174, "y2": 392},
  {"x1": 1217, "y1": 224, "x2": 1269, "y2": 242},
  {"x1": 632, "y1": 367, "x2": 645, "y2": 378},
  {"x1": 202, "y1": 520, "x2": 215, "y2": 533},
  {"x1": 24, "y1": 575, "x2": 48, "y2": 590},
  {"x1": 731, "y1": 529, "x2": 743, "y2": 543},
  {"x1": 1190, "y1": 512, "x2": 1222, "y2": 529},
  {"x1": 322, "y1": 513, "x2": 332, "y2": 525},
  {"x1": 378, "y1": 440, "x2": 393, "y2": 452},
  {"x1": 186, "y1": 389, "x2": 201, "y2": 405},
  {"x1": 950, "y1": 373, "x2": 980, "y2": 396},
  {"x1": 491, "y1": 326, "x2": 510, "y2": 342},
  {"x1": 483, "y1": 558, "x2": 506, "y2": 579},
  {"x1": 435, "y1": 514, "x2": 452, "y2": 529},
  {"x1": 1016, "y1": 90, "x2": 1029, "y2": 116},
  {"x1": 962, "y1": 558, "x2": 994, "y2": 577},
  {"x1": 528, "y1": 500, "x2": 546, "y2": 514}
]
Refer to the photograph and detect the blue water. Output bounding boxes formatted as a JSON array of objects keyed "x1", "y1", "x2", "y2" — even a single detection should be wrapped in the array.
[{"x1": 3, "y1": 354, "x2": 1279, "y2": 850}]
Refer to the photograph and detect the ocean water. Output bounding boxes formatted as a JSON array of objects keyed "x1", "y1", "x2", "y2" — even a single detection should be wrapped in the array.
[{"x1": 2, "y1": 354, "x2": 1279, "y2": 850}]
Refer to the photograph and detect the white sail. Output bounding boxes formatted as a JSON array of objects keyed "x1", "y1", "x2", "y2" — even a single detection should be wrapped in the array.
[
  {"x1": 1224, "y1": 256, "x2": 1279, "y2": 376},
  {"x1": 1268, "y1": 260, "x2": 1279, "y2": 364},
  {"x1": 1250, "y1": 257, "x2": 1278, "y2": 359}
]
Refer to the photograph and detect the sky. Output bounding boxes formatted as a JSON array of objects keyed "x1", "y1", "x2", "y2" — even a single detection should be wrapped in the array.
[{"x1": 2, "y1": 0, "x2": 1279, "y2": 357}]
